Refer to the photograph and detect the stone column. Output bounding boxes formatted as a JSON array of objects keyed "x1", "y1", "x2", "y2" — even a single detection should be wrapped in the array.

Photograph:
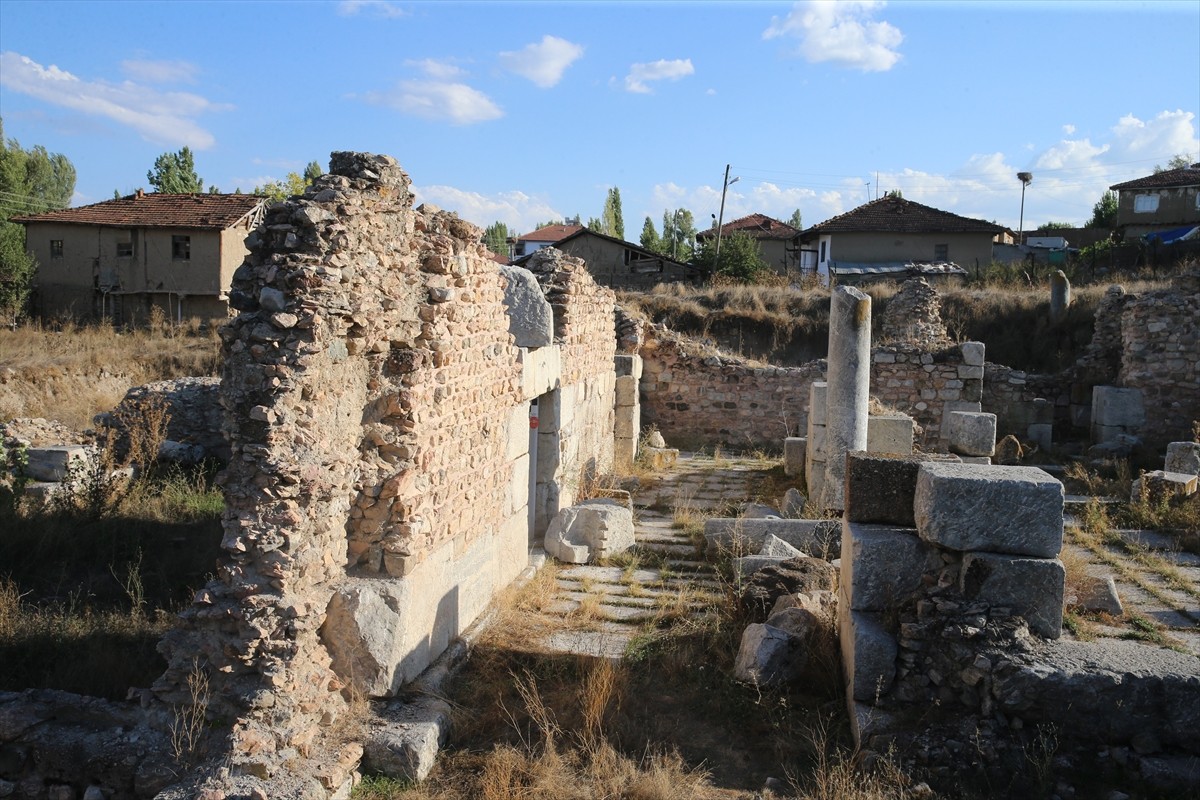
[
  {"x1": 1050, "y1": 270, "x2": 1071, "y2": 321},
  {"x1": 821, "y1": 286, "x2": 872, "y2": 511}
]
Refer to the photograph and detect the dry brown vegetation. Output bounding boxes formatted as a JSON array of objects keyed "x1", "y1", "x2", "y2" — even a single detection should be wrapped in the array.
[{"x1": 0, "y1": 317, "x2": 221, "y2": 430}]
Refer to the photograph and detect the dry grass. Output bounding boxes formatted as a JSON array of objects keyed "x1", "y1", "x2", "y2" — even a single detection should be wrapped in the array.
[{"x1": 0, "y1": 318, "x2": 221, "y2": 430}]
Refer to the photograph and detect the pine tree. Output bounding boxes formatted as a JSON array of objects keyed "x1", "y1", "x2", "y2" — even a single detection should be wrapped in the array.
[
  {"x1": 602, "y1": 187, "x2": 624, "y2": 240},
  {"x1": 639, "y1": 216, "x2": 660, "y2": 253},
  {"x1": 788, "y1": 208, "x2": 803, "y2": 229},
  {"x1": 1087, "y1": 191, "x2": 1118, "y2": 228},
  {"x1": 483, "y1": 221, "x2": 510, "y2": 257},
  {"x1": 147, "y1": 147, "x2": 204, "y2": 193}
]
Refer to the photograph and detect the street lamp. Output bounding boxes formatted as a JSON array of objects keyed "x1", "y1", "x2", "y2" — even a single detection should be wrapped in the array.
[
  {"x1": 1017, "y1": 172, "x2": 1033, "y2": 245},
  {"x1": 714, "y1": 164, "x2": 740, "y2": 262}
]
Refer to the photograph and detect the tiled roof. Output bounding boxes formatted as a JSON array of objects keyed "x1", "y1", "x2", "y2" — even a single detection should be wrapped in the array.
[
  {"x1": 1110, "y1": 164, "x2": 1200, "y2": 191},
  {"x1": 697, "y1": 213, "x2": 799, "y2": 241},
  {"x1": 12, "y1": 193, "x2": 264, "y2": 230},
  {"x1": 516, "y1": 223, "x2": 583, "y2": 242},
  {"x1": 803, "y1": 196, "x2": 1006, "y2": 236}
]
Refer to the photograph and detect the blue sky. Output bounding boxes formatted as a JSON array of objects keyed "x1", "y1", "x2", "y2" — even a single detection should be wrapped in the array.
[{"x1": 2, "y1": 0, "x2": 1198, "y2": 236}]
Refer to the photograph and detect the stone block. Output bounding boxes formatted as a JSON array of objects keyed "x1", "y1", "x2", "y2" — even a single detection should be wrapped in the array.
[
  {"x1": 1165, "y1": 442, "x2": 1200, "y2": 476},
  {"x1": 520, "y1": 346, "x2": 562, "y2": 400},
  {"x1": 734, "y1": 554, "x2": 790, "y2": 578},
  {"x1": 1032, "y1": 397, "x2": 1055, "y2": 425},
  {"x1": 500, "y1": 265, "x2": 553, "y2": 348},
  {"x1": 544, "y1": 500, "x2": 635, "y2": 564},
  {"x1": 784, "y1": 437, "x2": 807, "y2": 477},
  {"x1": 363, "y1": 696, "x2": 453, "y2": 783},
  {"x1": 1131, "y1": 470, "x2": 1198, "y2": 502},
  {"x1": 805, "y1": 465, "x2": 826, "y2": 508},
  {"x1": 1027, "y1": 423, "x2": 1053, "y2": 451},
  {"x1": 867, "y1": 414, "x2": 914, "y2": 455},
  {"x1": 743, "y1": 503, "x2": 782, "y2": 520},
  {"x1": 733, "y1": 623, "x2": 803, "y2": 686},
  {"x1": 759, "y1": 534, "x2": 803, "y2": 559},
  {"x1": 914, "y1": 463, "x2": 1064, "y2": 558},
  {"x1": 614, "y1": 437, "x2": 636, "y2": 468},
  {"x1": 1072, "y1": 575, "x2": 1123, "y2": 616},
  {"x1": 506, "y1": 404, "x2": 531, "y2": 461},
  {"x1": 959, "y1": 456, "x2": 992, "y2": 465},
  {"x1": 705, "y1": 518, "x2": 841, "y2": 560},
  {"x1": 641, "y1": 447, "x2": 678, "y2": 470},
  {"x1": 840, "y1": 521, "x2": 938, "y2": 611},
  {"x1": 960, "y1": 552, "x2": 1065, "y2": 638},
  {"x1": 614, "y1": 403, "x2": 640, "y2": 439},
  {"x1": 844, "y1": 453, "x2": 925, "y2": 526},
  {"x1": 1091, "y1": 386, "x2": 1145, "y2": 431},
  {"x1": 615, "y1": 375, "x2": 638, "y2": 407},
  {"x1": 960, "y1": 341, "x2": 985, "y2": 367},
  {"x1": 808, "y1": 382, "x2": 828, "y2": 427},
  {"x1": 957, "y1": 364, "x2": 985, "y2": 380},
  {"x1": 614, "y1": 353, "x2": 642, "y2": 380},
  {"x1": 839, "y1": 608, "x2": 897, "y2": 702},
  {"x1": 946, "y1": 411, "x2": 997, "y2": 457},
  {"x1": 781, "y1": 487, "x2": 806, "y2": 518},
  {"x1": 24, "y1": 445, "x2": 94, "y2": 482},
  {"x1": 942, "y1": 400, "x2": 982, "y2": 417}
]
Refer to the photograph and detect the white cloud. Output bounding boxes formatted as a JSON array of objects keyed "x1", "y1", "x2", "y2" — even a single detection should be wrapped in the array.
[
  {"x1": 405, "y1": 58, "x2": 466, "y2": 80},
  {"x1": 338, "y1": 0, "x2": 407, "y2": 18},
  {"x1": 764, "y1": 0, "x2": 903, "y2": 73},
  {"x1": 413, "y1": 184, "x2": 562, "y2": 233},
  {"x1": 624, "y1": 59, "x2": 694, "y2": 94},
  {"x1": 364, "y1": 79, "x2": 503, "y2": 125},
  {"x1": 1062, "y1": 123, "x2": 1076, "y2": 135},
  {"x1": 0, "y1": 51, "x2": 229, "y2": 149},
  {"x1": 499, "y1": 35, "x2": 584, "y2": 88},
  {"x1": 120, "y1": 58, "x2": 198, "y2": 84}
]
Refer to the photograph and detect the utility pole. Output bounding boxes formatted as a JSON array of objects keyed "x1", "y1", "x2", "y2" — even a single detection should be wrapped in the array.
[{"x1": 714, "y1": 164, "x2": 739, "y2": 263}]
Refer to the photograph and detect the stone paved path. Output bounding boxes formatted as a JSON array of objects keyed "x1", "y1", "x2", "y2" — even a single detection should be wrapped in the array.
[{"x1": 530, "y1": 453, "x2": 770, "y2": 660}]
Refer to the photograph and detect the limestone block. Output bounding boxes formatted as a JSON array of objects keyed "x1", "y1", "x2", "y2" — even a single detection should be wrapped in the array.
[
  {"x1": 914, "y1": 463, "x2": 1064, "y2": 558},
  {"x1": 733, "y1": 623, "x2": 802, "y2": 686},
  {"x1": 759, "y1": 534, "x2": 803, "y2": 559},
  {"x1": 781, "y1": 488, "x2": 806, "y2": 518},
  {"x1": 363, "y1": 696, "x2": 453, "y2": 783},
  {"x1": 509, "y1": 454, "x2": 530, "y2": 516},
  {"x1": 1072, "y1": 575, "x2": 1123, "y2": 616},
  {"x1": 1032, "y1": 397, "x2": 1055, "y2": 425},
  {"x1": 642, "y1": 447, "x2": 678, "y2": 470},
  {"x1": 839, "y1": 608, "x2": 897, "y2": 702},
  {"x1": 1131, "y1": 470, "x2": 1198, "y2": 502},
  {"x1": 614, "y1": 353, "x2": 642, "y2": 380},
  {"x1": 519, "y1": 346, "x2": 562, "y2": 401},
  {"x1": 841, "y1": 521, "x2": 938, "y2": 611},
  {"x1": 614, "y1": 404, "x2": 641, "y2": 439},
  {"x1": 960, "y1": 552, "x2": 1065, "y2": 638},
  {"x1": 946, "y1": 411, "x2": 997, "y2": 457},
  {"x1": 743, "y1": 503, "x2": 783, "y2": 520},
  {"x1": 1164, "y1": 442, "x2": 1200, "y2": 476},
  {"x1": 807, "y1": 426, "x2": 827, "y2": 457},
  {"x1": 645, "y1": 430, "x2": 666, "y2": 448},
  {"x1": 957, "y1": 364, "x2": 985, "y2": 380},
  {"x1": 506, "y1": 404, "x2": 530, "y2": 461},
  {"x1": 809, "y1": 381, "x2": 828, "y2": 427},
  {"x1": 24, "y1": 445, "x2": 94, "y2": 482},
  {"x1": 960, "y1": 341, "x2": 985, "y2": 367},
  {"x1": 323, "y1": 582, "x2": 407, "y2": 697},
  {"x1": 705, "y1": 518, "x2": 841, "y2": 560},
  {"x1": 615, "y1": 375, "x2": 638, "y2": 407},
  {"x1": 942, "y1": 400, "x2": 982, "y2": 417},
  {"x1": 1027, "y1": 423, "x2": 1053, "y2": 451},
  {"x1": 867, "y1": 414, "x2": 914, "y2": 455},
  {"x1": 784, "y1": 437, "x2": 807, "y2": 477},
  {"x1": 1091, "y1": 386, "x2": 1145, "y2": 431},
  {"x1": 543, "y1": 499, "x2": 635, "y2": 564},
  {"x1": 805, "y1": 468, "x2": 826, "y2": 511},
  {"x1": 959, "y1": 456, "x2": 992, "y2": 465},
  {"x1": 734, "y1": 554, "x2": 791, "y2": 578},
  {"x1": 845, "y1": 453, "x2": 924, "y2": 526},
  {"x1": 614, "y1": 437, "x2": 636, "y2": 468},
  {"x1": 500, "y1": 265, "x2": 553, "y2": 348}
]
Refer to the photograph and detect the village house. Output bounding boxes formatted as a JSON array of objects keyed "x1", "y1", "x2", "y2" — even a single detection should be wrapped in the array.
[
  {"x1": 696, "y1": 212, "x2": 803, "y2": 274},
  {"x1": 14, "y1": 191, "x2": 265, "y2": 323},
  {"x1": 799, "y1": 196, "x2": 1009, "y2": 284},
  {"x1": 508, "y1": 220, "x2": 583, "y2": 259},
  {"x1": 513, "y1": 226, "x2": 698, "y2": 289},
  {"x1": 1109, "y1": 161, "x2": 1200, "y2": 241}
]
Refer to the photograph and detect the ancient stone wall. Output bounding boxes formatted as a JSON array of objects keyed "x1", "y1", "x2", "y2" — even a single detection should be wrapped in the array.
[
  {"x1": 149, "y1": 153, "x2": 616, "y2": 794},
  {"x1": 871, "y1": 342, "x2": 983, "y2": 449}
]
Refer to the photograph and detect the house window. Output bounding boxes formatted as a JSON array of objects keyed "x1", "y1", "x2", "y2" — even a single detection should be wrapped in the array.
[
  {"x1": 50, "y1": 239, "x2": 63, "y2": 258},
  {"x1": 819, "y1": 240, "x2": 828, "y2": 263},
  {"x1": 171, "y1": 235, "x2": 191, "y2": 260},
  {"x1": 1133, "y1": 194, "x2": 1159, "y2": 213},
  {"x1": 117, "y1": 242, "x2": 134, "y2": 258},
  {"x1": 934, "y1": 244, "x2": 949, "y2": 261}
]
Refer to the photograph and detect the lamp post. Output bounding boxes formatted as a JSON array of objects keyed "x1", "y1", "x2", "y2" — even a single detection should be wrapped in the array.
[
  {"x1": 714, "y1": 164, "x2": 740, "y2": 262},
  {"x1": 1017, "y1": 172, "x2": 1033, "y2": 246}
]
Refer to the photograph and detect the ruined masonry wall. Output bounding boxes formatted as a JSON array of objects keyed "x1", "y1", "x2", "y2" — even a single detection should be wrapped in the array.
[
  {"x1": 871, "y1": 343, "x2": 982, "y2": 449},
  {"x1": 153, "y1": 153, "x2": 616, "y2": 790}
]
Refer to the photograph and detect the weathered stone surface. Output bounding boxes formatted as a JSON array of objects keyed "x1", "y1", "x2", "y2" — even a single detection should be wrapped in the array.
[
  {"x1": 101, "y1": 376, "x2": 226, "y2": 461},
  {"x1": 1072, "y1": 574, "x2": 1123, "y2": 616},
  {"x1": 840, "y1": 609, "x2": 897, "y2": 702},
  {"x1": 733, "y1": 554, "x2": 790, "y2": 578},
  {"x1": 994, "y1": 638, "x2": 1200, "y2": 752},
  {"x1": 743, "y1": 502, "x2": 782, "y2": 520},
  {"x1": 544, "y1": 499, "x2": 635, "y2": 564},
  {"x1": 914, "y1": 463, "x2": 1064, "y2": 558},
  {"x1": 781, "y1": 487, "x2": 806, "y2": 518},
  {"x1": 758, "y1": 533, "x2": 803, "y2": 558},
  {"x1": 323, "y1": 582, "x2": 407, "y2": 697},
  {"x1": 1091, "y1": 386, "x2": 1145, "y2": 441},
  {"x1": 946, "y1": 411, "x2": 997, "y2": 457},
  {"x1": 960, "y1": 341, "x2": 985, "y2": 367},
  {"x1": 363, "y1": 696, "x2": 453, "y2": 783},
  {"x1": 24, "y1": 445, "x2": 93, "y2": 481},
  {"x1": 821, "y1": 287, "x2": 872, "y2": 511},
  {"x1": 499, "y1": 265, "x2": 554, "y2": 348},
  {"x1": 740, "y1": 557, "x2": 838, "y2": 620},
  {"x1": 644, "y1": 430, "x2": 666, "y2": 448},
  {"x1": 845, "y1": 452, "x2": 924, "y2": 526},
  {"x1": 705, "y1": 518, "x2": 840, "y2": 560},
  {"x1": 1131, "y1": 470, "x2": 1198, "y2": 502},
  {"x1": 866, "y1": 414, "x2": 914, "y2": 455},
  {"x1": 1050, "y1": 269, "x2": 1071, "y2": 321},
  {"x1": 1165, "y1": 441, "x2": 1200, "y2": 476},
  {"x1": 841, "y1": 521, "x2": 938, "y2": 611},
  {"x1": 733, "y1": 623, "x2": 803, "y2": 686},
  {"x1": 784, "y1": 436, "x2": 806, "y2": 477},
  {"x1": 960, "y1": 552, "x2": 1065, "y2": 638}
]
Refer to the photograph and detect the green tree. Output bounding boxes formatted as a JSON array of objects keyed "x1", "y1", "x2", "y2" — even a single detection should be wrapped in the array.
[
  {"x1": 1037, "y1": 221, "x2": 1074, "y2": 231},
  {"x1": 1153, "y1": 154, "x2": 1193, "y2": 173},
  {"x1": 1087, "y1": 190, "x2": 1118, "y2": 229},
  {"x1": 147, "y1": 146, "x2": 204, "y2": 193},
  {"x1": 787, "y1": 208, "x2": 803, "y2": 229},
  {"x1": 602, "y1": 187, "x2": 624, "y2": 240},
  {"x1": 639, "y1": 216, "x2": 661, "y2": 253},
  {"x1": 304, "y1": 160, "x2": 323, "y2": 185},
  {"x1": 0, "y1": 120, "x2": 76, "y2": 319},
  {"x1": 585, "y1": 216, "x2": 604, "y2": 233},
  {"x1": 253, "y1": 172, "x2": 310, "y2": 203},
  {"x1": 660, "y1": 208, "x2": 697, "y2": 259},
  {"x1": 483, "y1": 221, "x2": 509, "y2": 257},
  {"x1": 693, "y1": 230, "x2": 766, "y2": 283}
]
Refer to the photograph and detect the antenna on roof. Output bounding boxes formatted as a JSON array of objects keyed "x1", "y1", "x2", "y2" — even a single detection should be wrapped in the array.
[{"x1": 865, "y1": 183, "x2": 871, "y2": 202}]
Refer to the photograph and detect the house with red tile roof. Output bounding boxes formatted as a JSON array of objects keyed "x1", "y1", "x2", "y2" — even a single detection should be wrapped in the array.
[
  {"x1": 799, "y1": 196, "x2": 1009, "y2": 284},
  {"x1": 14, "y1": 191, "x2": 265, "y2": 323},
  {"x1": 511, "y1": 227, "x2": 699, "y2": 289},
  {"x1": 509, "y1": 222, "x2": 584, "y2": 259},
  {"x1": 1109, "y1": 162, "x2": 1200, "y2": 239},
  {"x1": 695, "y1": 213, "x2": 802, "y2": 274}
]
